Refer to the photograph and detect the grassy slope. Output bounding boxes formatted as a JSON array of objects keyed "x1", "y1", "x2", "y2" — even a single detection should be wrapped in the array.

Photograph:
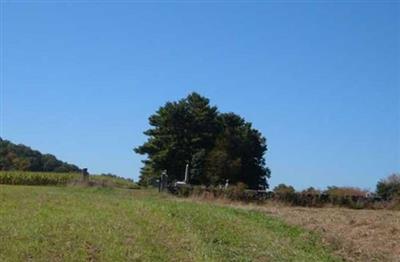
[{"x1": 0, "y1": 186, "x2": 340, "y2": 262}]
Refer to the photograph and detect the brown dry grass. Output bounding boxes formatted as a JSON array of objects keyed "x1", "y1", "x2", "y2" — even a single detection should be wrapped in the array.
[{"x1": 186, "y1": 196, "x2": 400, "y2": 262}]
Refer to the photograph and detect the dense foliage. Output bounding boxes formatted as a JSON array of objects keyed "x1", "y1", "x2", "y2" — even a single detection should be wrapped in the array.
[
  {"x1": 181, "y1": 184, "x2": 399, "y2": 210},
  {"x1": 0, "y1": 138, "x2": 81, "y2": 172},
  {"x1": 376, "y1": 173, "x2": 400, "y2": 200},
  {"x1": 135, "y1": 92, "x2": 270, "y2": 189},
  {"x1": 273, "y1": 184, "x2": 296, "y2": 194}
]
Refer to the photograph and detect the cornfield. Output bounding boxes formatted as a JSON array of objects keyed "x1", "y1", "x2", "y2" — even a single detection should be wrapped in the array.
[
  {"x1": 0, "y1": 171, "x2": 80, "y2": 186},
  {"x1": 0, "y1": 171, "x2": 139, "y2": 189}
]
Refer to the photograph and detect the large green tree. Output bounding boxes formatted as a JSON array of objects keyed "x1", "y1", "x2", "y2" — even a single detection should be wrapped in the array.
[{"x1": 135, "y1": 93, "x2": 270, "y2": 189}]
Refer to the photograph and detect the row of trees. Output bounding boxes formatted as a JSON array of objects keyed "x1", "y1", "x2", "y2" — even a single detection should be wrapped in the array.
[
  {"x1": 0, "y1": 138, "x2": 81, "y2": 172},
  {"x1": 135, "y1": 92, "x2": 270, "y2": 189},
  {"x1": 273, "y1": 173, "x2": 400, "y2": 201}
]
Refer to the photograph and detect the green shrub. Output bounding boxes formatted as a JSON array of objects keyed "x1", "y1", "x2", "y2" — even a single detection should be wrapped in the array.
[
  {"x1": 176, "y1": 185, "x2": 193, "y2": 197},
  {"x1": 225, "y1": 182, "x2": 247, "y2": 200},
  {"x1": 272, "y1": 184, "x2": 296, "y2": 203},
  {"x1": 376, "y1": 174, "x2": 400, "y2": 200}
]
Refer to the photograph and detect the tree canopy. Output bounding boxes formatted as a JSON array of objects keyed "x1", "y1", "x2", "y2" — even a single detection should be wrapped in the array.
[
  {"x1": 0, "y1": 138, "x2": 81, "y2": 172},
  {"x1": 273, "y1": 184, "x2": 295, "y2": 195},
  {"x1": 135, "y1": 92, "x2": 270, "y2": 189}
]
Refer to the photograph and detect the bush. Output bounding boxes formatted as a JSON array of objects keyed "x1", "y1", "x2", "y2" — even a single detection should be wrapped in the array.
[
  {"x1": 225, "y1": 182, "x2": 247, "y2": 200},
  {"x1": 175, "y1": 185, "x2": 193, "y2": 197},
  {"x1": 273, "y1": 184, "x2": 296, "y2": 203},
  {"x1": 388, "y1": 198, "x2": 400, "y2": 210},
  {"x1": 301, "y1": 187, "x2": 321, "y2": 195},
  {"x1": 324, "y1": 186, "x2": 368, "y2": 197},
  {"x1": 376, "y1": 173, "x2": 400, "y2": 200},
  {"x1": 273, "y1": 184, "x2": 295, "y2": 194}
]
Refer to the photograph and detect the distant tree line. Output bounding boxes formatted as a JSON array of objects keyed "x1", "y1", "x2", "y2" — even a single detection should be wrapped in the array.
[
  {"x1": 268, "y1": 173, "x2": 400, "y2": 209},
  {"x1": 0, "y1": 138, "x2": 81, "y2": 172},
  {"x1": 178, "y1": 173, "x2": 400, "y2": 209},
  {"x1": 135, "y1": 92, "x2": 270, "y2": 189},
  {"x1": 273, "y1": 173, "x2": 400, "y2": 201}
]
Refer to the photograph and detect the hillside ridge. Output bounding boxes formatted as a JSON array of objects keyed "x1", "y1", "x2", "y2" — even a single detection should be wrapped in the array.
[{"x1": 0, "y1": 138, "x2": 81, "y2": 172}]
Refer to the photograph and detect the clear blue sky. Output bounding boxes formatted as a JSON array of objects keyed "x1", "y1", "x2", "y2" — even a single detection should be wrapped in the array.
[{"x1": 2, "y1": 2, "x2": 399, "y2": 190}]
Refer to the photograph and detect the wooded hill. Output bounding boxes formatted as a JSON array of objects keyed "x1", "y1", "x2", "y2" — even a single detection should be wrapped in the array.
[{"x1": 0, "y1": 138, "x2": 81, "y2": 172}]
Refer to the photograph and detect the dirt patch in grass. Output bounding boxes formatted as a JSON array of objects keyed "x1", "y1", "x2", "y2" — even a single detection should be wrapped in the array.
[{"x1": 187, "y1": 198, "x2": 400, "y2": 261}]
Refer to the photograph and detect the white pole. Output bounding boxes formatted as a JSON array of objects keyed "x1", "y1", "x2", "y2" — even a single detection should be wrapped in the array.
[{"x1": 184, "y1": 163, "x2": 189, "y2": 183}]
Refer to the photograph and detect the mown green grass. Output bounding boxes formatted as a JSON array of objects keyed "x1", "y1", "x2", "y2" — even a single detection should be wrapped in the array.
[{"x1": 0, "y1": 185, "x2": 340, "y2": 261}]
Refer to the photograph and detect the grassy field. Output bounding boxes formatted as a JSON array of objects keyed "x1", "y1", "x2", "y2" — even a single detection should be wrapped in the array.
[
  {"x1": 0, "y1": 185, "x2": 340, "y2": 262},
  {"x1": 190, "y1": 198, "x2": 400, "y2": 262}
]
